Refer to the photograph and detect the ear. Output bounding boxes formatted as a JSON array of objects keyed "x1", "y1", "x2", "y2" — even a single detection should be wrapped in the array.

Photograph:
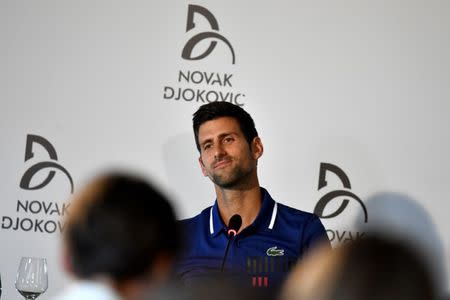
[
  {"x1": 150, "y1": 253, "x2": 174, "y2": 283},
  {"x1": 199, "y1": 156, "x2": 208, "y2": 177},
  {"x1": 62, "y1": 244, "x2": 74, "y2": 275},
  {"x1": 251, "y1": 137, "x2": 264, "y2": 160}
]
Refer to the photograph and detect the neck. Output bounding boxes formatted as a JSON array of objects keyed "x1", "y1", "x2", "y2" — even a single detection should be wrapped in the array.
[
  {"x1": 114, "y1": 279, "x2": 152, "y2": 300},
  {"x1": 215, "y1": 179, "x2": 261, "y2": 232},
  {"x1": 113, "y1": 255, "x2": 172, "y2": 300}
]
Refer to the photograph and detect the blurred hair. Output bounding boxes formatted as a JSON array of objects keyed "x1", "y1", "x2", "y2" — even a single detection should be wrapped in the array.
[
  {"x1": 65, "y1": 173, "x2": 179, "y2": 281},
  {"x1": 329, "y1": 235, "x2": 436, "y2": 300},
  {"x1": 193, "y1": 102, "x2": 258, "y2": 152},
  {"x1": 283, "y1": 235, "x2": 437, "y2": 300}
]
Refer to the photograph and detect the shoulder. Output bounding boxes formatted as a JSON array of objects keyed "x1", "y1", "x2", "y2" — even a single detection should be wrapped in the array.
[
  {"x1": 275, "y1": 202, "x2": 327, "y2": 238},
  {"x1": 176, "y1": 206, "x2": 214, "y2": 254},
  {"x1": 178, "y1": 206, "x2": 212, "y2": 229},
  {"x1": 276, "y1": 202, "x2": 320, "y2": 224},
  {"x1": 275, "y1": 203, "x2": 330, "y2": 250},
  {"x1": 261, "y1": 188, "x2": 322, "y2": 231}
]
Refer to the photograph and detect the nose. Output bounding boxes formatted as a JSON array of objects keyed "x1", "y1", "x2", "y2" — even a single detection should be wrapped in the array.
[{"x1": 214, "y1": 143, "x2": 227, "y2": 160}]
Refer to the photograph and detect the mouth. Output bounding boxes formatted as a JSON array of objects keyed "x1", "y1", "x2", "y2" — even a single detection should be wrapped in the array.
[{"x1": 214, "y1": 160, "x2": 232, "y2": 169}]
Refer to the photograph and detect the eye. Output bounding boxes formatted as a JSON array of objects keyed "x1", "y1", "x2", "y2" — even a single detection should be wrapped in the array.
[
  {"x1": 203, "y1": 143, "x2": 212, "y2": 151},
  {"x1": 223, "y1": 136, "x2": 234, "y2": 143}
]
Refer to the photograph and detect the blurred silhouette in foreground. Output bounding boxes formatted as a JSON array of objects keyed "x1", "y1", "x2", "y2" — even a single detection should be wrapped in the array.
[
  {"x1": 52, "y1": 172, "x2": 180, "y2": 300},
  {"x1": 357, "y1": 192, "x2": 447, "y2": 295},
  {"x1": 282, "y1": 234, "x2": 438, "y2": 300},
  {"x1": 144, "y1": 276, "x2": 271, "y2": 300}
]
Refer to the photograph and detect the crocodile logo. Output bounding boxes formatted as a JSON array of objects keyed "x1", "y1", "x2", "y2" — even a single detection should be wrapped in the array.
[{"x1": 266, "y1": 246, "x2": 284, "y2": 257}]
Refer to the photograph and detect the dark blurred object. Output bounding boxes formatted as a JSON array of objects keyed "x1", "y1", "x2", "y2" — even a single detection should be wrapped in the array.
[
  {"x1": 145, "y1": 277, "x2": 272, "y2": 300},
  {"x1": 65, "y1": 173, "x2": 180, "y2": 282},
  {"x1": 331, "y1": 236, "x2": 436, "y2": 300},
  {"x1": 53, "y1": 172, "x2": 180, "y2": 300},
  {"x1": 356, "y1": 192, "x2": 447, "y2": 295},
  {"x1": 283, "y1": 235, "x2": 438, "y2": 300}
]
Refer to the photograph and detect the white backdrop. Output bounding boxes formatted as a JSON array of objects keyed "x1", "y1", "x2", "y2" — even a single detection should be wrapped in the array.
[{"x1": 1, "y1": 1, "x2": 449, "y2": 298}]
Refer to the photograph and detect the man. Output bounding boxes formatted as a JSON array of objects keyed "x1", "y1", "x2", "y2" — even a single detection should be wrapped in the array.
[
  {"x1": 176, "y1": 102, "x2": 329, "y2": 292},
  {"x1": 53, "y1": 173, "x2": 179, "y2": 300}
]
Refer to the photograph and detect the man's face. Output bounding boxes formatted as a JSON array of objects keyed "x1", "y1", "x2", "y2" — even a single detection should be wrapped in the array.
[{"x1": 197, "y1": 116, "x2": 262, "y2": 188}]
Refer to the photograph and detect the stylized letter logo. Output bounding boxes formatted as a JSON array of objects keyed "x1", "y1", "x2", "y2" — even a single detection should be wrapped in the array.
[
  {"x1": 20, "y1": 134, "x2": 74, "y2": 193},
  {"x1": 182, "y1": 4, "x2": 236, "y2": 64},
  {"x1": 314, "y1": 163, "x2": 368, "y2": 222}
]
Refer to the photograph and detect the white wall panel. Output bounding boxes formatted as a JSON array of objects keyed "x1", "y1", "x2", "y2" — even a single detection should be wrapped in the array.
[{"x1": 1, "y1": 1, "x2": 449, "y2": 298}]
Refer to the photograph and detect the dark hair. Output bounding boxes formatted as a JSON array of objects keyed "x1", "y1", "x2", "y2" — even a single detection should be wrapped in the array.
[
  {"x1": 65, "y1": 173, "x2": 179, "y2": 281},
  {"x1": 193, "y1": 102, "x2": 258, "y2": 151},
  {"x1": 330, "y1": 235, "x2": 437, "y2": 300}
]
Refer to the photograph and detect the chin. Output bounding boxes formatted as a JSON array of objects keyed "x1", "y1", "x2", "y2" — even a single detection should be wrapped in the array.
[{"x1": 212, "y1": 176, "x2": 239, "y2": 189}]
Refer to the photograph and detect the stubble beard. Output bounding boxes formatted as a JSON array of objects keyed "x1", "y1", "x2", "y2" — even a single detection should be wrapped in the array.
[{"x1": 211, "y1": 163, "x2": 254, "y2": 189}]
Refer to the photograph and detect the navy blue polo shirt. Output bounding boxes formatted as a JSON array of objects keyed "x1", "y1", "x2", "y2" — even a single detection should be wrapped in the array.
[{"x1": 175, "y1": 188, "x2": 329, "y2": 291}]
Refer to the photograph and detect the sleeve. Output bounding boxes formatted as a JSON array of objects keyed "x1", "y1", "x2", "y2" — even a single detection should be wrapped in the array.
[{"x1": 300, "y1": 215, "x2": 331, "y2": 254}]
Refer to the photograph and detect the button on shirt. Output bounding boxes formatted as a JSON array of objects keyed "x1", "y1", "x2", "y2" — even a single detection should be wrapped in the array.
[{"x1": 175, "y1": 188, "x2": 329, "y2": 291}]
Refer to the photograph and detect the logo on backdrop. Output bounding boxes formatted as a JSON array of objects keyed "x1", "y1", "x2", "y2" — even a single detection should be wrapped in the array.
[
  {"x1": 162, "y1": 4, "x2": 246, "y2": 106},
  {"x1": 314, "y1": 162, "x2": 367, "y2": 222},
  {"x1": 1, "y1": 134, "x2": 72, "y2": 234},
  {"x1": 314, "y1": 162, "x2": 367, "y2": 244},
  {"x1": 20, "y1": 134, "x2": 74, "y2": 193},
  {"x1": 182, "y1": 4, "x2": 235, "y2": 64}
]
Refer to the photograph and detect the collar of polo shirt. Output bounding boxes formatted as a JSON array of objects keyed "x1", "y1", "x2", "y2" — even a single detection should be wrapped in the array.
[{"x1": 209, "y1": 187, "x2": 278, "y2": 237}]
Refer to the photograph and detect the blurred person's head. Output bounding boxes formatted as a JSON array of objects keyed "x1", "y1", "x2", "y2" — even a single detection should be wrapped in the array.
[
  {"x1": 357, "y1": 192, "x2": 447, "y2": 294},
  {"x1": 63, "y1": 172, "x2": 179, "y2": 299},
  {"x1": 282, "y1": 235, "x2": 437, "y2": 300}
]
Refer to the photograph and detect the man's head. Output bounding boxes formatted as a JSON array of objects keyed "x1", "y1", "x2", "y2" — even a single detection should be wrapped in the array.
[
  {"x1": 192, "y1": 102, "x2": 263, "y2": 189},
  {"x1": 64, "y1": 173, "x2": 179, "y2": 285}
]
